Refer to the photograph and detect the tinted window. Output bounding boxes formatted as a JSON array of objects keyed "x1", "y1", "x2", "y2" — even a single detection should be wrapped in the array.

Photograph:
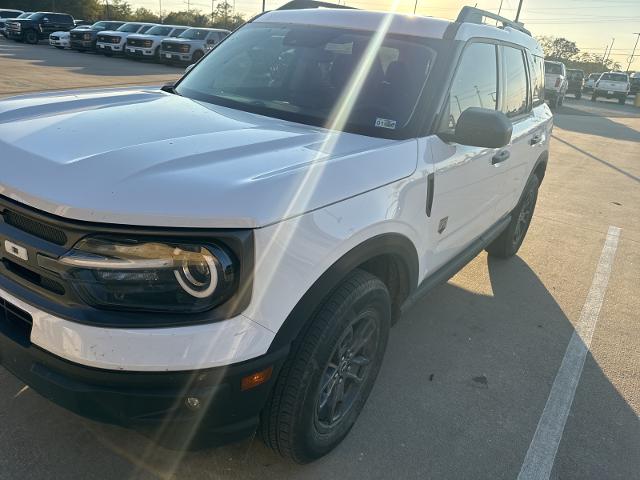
[
  {"x1": 118, "y1": 23, "x2": 141, "y2": 32},
  {"x1": 545, "y1": 62, "x2": 563, "y2": 75},
  {"x1": 170, "y1": 28, "x2": 187, "y2": 37},
  {"x1": 502, "y1": 47, "x2": 529, "y2": 118},
  {"x1": 147, "y1": 26, "x2": 172, "y2": 36},
  {"x1": 601, "y1": 73, "x2": 628, "y2": 82},
  {"x1": 0, "y1": 11, "x2": 22, "y2": 18},
  {"x1": 180, "y1": 28, "x2": 209, "y2": 40},
  {"x1": 50, "y1": 14, "x2": 73, "y2": 23},
  {"x1": 444, "y1": 42, "x2": 497, "y2": 130},
  {"x1": 138, "y1": 25, "x2": 153, "y2": 33},
  {"x1": 528, "y1": 53, "x2": 544, "y2": 106},
  {"x1": 177, "y1": 23, "x2": 436, "y2": 137}
]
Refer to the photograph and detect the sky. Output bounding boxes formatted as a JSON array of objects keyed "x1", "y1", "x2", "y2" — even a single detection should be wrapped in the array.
[{"x1": 129, "y1": 0, "x2": 640, "y2": 70}]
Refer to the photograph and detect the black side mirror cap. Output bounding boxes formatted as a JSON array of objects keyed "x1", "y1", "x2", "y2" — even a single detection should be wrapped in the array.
[
  {"x1": 453, "y1": 107, "x2": 513, "y2": 149},
  {"x1": 160, "y1": 83, "x2": 175, "y2": 93}
]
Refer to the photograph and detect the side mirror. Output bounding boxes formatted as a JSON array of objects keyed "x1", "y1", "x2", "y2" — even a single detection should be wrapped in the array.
[
  {"x1": 453, "y1": 108, "x2": 512, "y2": 149},
  {"x1": 160, "y1": 82, "x2": 175, "y2": 93},
  {"x1": 185, "y1": 64, "x2": 195, "y2": 74}
]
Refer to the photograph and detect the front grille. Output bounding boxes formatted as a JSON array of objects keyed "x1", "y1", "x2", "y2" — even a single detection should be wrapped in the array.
[
  {"x1": 71, "y1": 31, "x2": 85, "y2": 40},
  {"x1": 127, "y1": 38, "x2": 143, "y2": 47},
  {"x1": 50, "y1": 35, "x2": 59, "y2": 41},
  {"x1": 163, "y1": 42, "x2": 179, "y2": 52},
  {"x1": 2, "y1": 210, "x2": 67, "y2": 245},
  {"x1": 0, "y1": 296, "x2": 33, "y2": 347},
  {"x1": 2, "y1": 259, "x2": 65, "y2": 296}
]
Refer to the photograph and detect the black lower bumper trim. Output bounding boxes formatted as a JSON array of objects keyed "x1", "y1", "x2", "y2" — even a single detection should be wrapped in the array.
[{"x1": 0, "y1": 327, "x2": 288, "y2": 447}]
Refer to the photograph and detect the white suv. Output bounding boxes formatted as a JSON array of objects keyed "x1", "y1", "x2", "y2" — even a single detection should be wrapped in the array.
[{"x1": 0, "y1": 4, "x2": 551, "y2": 463}]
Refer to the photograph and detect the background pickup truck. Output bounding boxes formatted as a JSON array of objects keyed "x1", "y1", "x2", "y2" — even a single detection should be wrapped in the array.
[
  {"x1": 591, "y1": 72, "x2": 630, "y2": 105},
  {"x1": 544, "y1": 60, "x2": 568, "y2": 109},
  {"x1": 6, "y1": 11, "x2": 74, "y2": 44}
]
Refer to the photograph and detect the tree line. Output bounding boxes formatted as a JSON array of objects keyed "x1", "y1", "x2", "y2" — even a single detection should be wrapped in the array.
[
  {"x1": 0, "y1": 0, "x2": 246, "y2": 30},
  {"x1": 538, "y1": 36, "x2": 623, "y2": 74}
]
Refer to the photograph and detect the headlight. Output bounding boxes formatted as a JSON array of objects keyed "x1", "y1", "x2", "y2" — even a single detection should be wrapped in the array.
[
  {"x1": 38, "y1": 236, "x2": 237, "y2": 313},
  {"x1": 180, "y1": 44, "x2": 190, "y2": 53},
  {"x1": 143, "y1": 40, "x2": 153, "y2": 48}
]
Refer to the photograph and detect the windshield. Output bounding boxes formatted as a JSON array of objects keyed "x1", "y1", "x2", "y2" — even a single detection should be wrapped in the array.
[
  {"x1": 176, "y1": 23, "x2": 436, "y2": 137},
  {"x1": 147, "y1": 26, "x2": 172, "y2": 36},
  {"x1": 117, "y1": 23, "x2": 142, "y2": 33},
  {"x1": 600, "y1": 73, "x2": 628, "y2": 82},
  {"x1": 588, "y1": 73, "x2": 601, "y2": 80},
  {"x1": 17, "y1": 13, "x2": 33, "y2": 19},
  {"x1": 180, "y1": 28, "x2": 209, "y2": 40},
  {"x1": 92, "y1": 21, "x2": 109, "y2": 30},
  {"x1": 545, "y1": 62, "x2": 563, "y2": 74}
]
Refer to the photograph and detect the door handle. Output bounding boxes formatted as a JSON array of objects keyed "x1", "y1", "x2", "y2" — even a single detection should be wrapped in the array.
[
  {"x1": 529, "y1": 134, "x2": 542, "y2": 146},
  {"x1": 492, "y1": 150, "x2": 510, "y2": 165}
]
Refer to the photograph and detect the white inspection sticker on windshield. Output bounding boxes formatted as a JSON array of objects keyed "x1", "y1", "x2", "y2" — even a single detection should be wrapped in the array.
[{"x1": 375, "y1": 118, "x2": 397, "y2": 130}]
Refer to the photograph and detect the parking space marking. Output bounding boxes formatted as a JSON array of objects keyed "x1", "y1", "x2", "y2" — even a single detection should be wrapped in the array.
[{"x1": 517, "y1": 225, "x2": 621, "y2": 480}]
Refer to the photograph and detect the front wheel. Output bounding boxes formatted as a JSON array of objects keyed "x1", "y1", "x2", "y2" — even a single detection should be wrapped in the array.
[
  {"x1": 24, "y1": 30, "x2": 38, "y2": 44},
  {"x1": 261, "y1": 269, "x2": 391, "y2": 463},
  {"x1": 191, "y1": 50, "x2": 204, "y2": 62},
  {"x1": 575, "y1": 92, "x2": 582, "y2": 100},
  {"x1": 486, "y1": 174, "x2": 540, "y2": 259},
  {"x1": 618, "y1": 96, "x2": 627, "y2": 105}
]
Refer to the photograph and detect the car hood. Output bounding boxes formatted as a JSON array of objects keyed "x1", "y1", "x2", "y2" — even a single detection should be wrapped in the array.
[
  {"x1": 0, "y1": 87, "x2": 417, "y2": 228},
  {"x1": 128, "y1": 34, "x2": 166, "y2": 41}
]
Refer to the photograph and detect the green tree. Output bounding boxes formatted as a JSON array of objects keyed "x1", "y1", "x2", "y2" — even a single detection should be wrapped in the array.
[
  {"x1": 538, "y1": 36, "x2": 580, "y2": 63},
  {"x1": 131, "y1": 7, "x2": 159, "y2": 23}
]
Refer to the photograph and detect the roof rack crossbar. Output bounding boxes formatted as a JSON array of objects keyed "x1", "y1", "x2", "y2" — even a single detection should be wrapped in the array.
[
  {"x1": 277, "y1": 0, "x2": 356, "y2": 10},
  {"x1": 456, "y1": 6, "x2": 531, "y2": 36}
]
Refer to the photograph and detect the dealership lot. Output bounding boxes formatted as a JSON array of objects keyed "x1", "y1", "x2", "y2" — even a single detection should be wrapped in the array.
[{"x1": 0, "y1": 37, "x2": 638, "y2": 480}]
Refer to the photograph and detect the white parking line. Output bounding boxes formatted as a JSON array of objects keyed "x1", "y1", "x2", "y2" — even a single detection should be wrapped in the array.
[{"x1": 517, "y1": 225, "x2": 621, "y2": 480}]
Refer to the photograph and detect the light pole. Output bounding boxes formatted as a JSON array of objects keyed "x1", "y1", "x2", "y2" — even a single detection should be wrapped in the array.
[
  {"x1": 413, "y1": 0, "x2": 418, "y2": 15},
  {"x1": 627, "y1": 33, "x2": 640, "y2": 73},
  {"x1": 603, "y1": 37, "x2": 615, "y2": 69}
]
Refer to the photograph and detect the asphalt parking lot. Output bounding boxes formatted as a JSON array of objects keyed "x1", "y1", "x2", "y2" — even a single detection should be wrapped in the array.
[{"x1": 0, "y1": 36, "x2": 639, "y2": 480}]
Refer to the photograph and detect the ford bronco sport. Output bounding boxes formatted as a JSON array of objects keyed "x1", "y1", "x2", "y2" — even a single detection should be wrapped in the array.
[{"x1": 0, "y1": 3, "x2": 551, "y2": 463}]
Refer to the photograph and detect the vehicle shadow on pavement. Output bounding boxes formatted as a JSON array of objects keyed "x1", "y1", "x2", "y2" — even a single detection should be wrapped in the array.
[
  {"x1": 554, "y1": 105, "x2": 640, "y2": 143},
  {"x1": 1, "y1": 255, "x2": 638, "y2": 479},
  {"x1": 551, "y1": 135, "x2": 639, "y2": 184}
]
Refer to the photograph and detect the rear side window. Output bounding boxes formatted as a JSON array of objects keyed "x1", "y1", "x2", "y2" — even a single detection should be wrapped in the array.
[
  {"x1": 51, "y1": 14, "x2": 73, "y2": 23},
  {"x1": 443, "y1": 42, "x2": 498, "y2": 130},
  {"x1": 171, "y1": 28, "x2": 187, "y2": 37},
  {"x1": 600, "y1": 73, "x2": 628, "y2": 82},
  {"x1": 502, "y1": 46, "x2": 529, "y2": 118},
  {"x1": 528, "y1": 53, "x2": 544, "y2": 106}
]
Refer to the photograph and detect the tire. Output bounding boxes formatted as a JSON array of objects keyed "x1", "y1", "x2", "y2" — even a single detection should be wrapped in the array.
[
  {"x1": 192, "y1": 50, "x2": 204, "y2": 62},
  {"x1": 24, "y1": 30, "x2": 38, "y2": 45},
  {"x1": 261, "y1": 269, "x2": 391, "y2": 464},
  {"x1": 618, "y1": 96, "x2": 626, "y2": 105},
  {"x1": 591, "y1": 94, "x2": 597, "y2": 102},
  {"x1": 558, "y1": 95, "x2": 564, "y2": 106},
  {"x1": 486, "y1": 174, "x2": 540, "y2": 259},
  {"x1": 576, "y1": 92, "x2": 581, "y2": 100}
]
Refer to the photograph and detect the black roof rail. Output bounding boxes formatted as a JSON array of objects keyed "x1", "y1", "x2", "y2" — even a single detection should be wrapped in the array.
[
  {"x1": 456, "y1": 6, "x2": 531, "y2": 36},
  {"x1": 277, "y1": 0, "x2": 356, "y2": 10}
]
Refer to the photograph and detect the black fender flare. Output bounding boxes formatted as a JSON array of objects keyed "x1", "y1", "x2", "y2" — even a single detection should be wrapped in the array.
[{"x1": 267, "y1": 233, "x2": 419, "y2": 353}]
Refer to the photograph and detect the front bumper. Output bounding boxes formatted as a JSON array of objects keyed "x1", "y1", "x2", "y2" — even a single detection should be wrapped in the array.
[
  {"x1": 97, "y1": 42, "x2": 123, "y2": 53},
  {"x1": 161, "y1": 50, "x2": 193, "y2": 63},
  {"x1": 50, "y1": 39, "x2": 70, "y2": 48},
  {"x1": 7, "y1": 31, "x2": 23, "y2": 40},
  {"x1": 593, "y1": 89, "x2": 627, "y2": 99},
  {"x1": 125, "y1": 46, "x2": 155, "y2": 57},
  {"x1": 70, "y1": 39, "x2": 95, "y2": 50},
  {"x1": 0, "y1": 303, "x2": 288, "y2": 445}
]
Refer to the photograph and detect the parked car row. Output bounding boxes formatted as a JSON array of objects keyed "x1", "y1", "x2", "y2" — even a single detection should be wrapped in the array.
[
  {"x1": 542, "y1": 59, "x2": 633, "y2": 108},
  {"x1": 1, "y1": 10, "x2": 230, "y2": 65}
]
